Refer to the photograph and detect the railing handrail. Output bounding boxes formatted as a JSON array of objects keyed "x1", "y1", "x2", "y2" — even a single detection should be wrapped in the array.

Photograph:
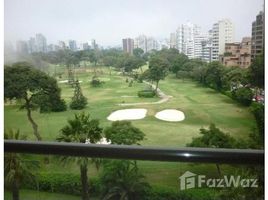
[{"x1": 4, "y1": 140, "x2": 264, "y2": 165}]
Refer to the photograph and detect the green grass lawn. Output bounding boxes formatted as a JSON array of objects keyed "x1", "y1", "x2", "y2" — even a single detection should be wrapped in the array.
[
  {"x1": 4, "y1": 189, "x2": 95, "y2": 200},
  {"x1": 4, "y1": 66, "x2": 256, "y2": 189}
]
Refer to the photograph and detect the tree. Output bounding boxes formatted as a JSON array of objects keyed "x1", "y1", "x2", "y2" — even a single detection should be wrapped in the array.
[
  {"x1": 100, "y1": 160, "x2": 149, "y2": 200},
  {"x1": 102, "y1": 120, "x2": 148, "y2": 200},
  {"x1": 144, "y1": 55, "x2": 169, "y2": 92},
  {"x1": 70, "y1": 80, "x2": 88, "y2": 110},
  {"x1": 187, "y1": 124, "x2": 237, "y2": 175},
  {"x1": 170, "y1": 53, "x2": 189, "y2": 73},
  {"x1": 249, "y1": 102, "x2": 264, "y2": 148},
  {"x1": 57, "y1": 113, "x2": 103, "y2": 200},
  {"x1": 249, "y1": 54, "x2": 264, "y2": 88},
  {"x1": 104, "y1": 121, "x2": 145, "y2": 145},
  {"x1": 205, "y1": 62, "x2": 225, "y2": 91},
  {"x1": 232, "y1": 87, "x2": 253, "y2": 106},
  {"x1": 133, "y1": 48, "x2": 144, "y2": 58},
  {"x1": 4, "y1": 130, "x2": 39, "y2": 200},
  {"x1": 4, "y1": 62, "x2": 66, "y2": 140}
]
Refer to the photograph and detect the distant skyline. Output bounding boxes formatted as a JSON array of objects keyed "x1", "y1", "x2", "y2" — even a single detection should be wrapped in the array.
[{"x1": 5, "y1": 0, "x2": 264, "y2": 47}]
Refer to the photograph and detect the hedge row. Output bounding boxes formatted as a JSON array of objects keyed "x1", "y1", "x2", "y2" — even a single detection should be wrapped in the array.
[
  {"x1": 138, "y1": 90, "x2": 156, "y2": 98},
  {"x1": 21, "y1": 173, "x2": 215, "y2": 200},
  {"x1": 22, "y1": 173, "x2": 101, "y2": 197}
]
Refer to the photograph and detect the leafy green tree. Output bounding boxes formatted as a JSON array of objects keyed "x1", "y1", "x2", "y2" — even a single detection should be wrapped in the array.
[
  {"x1": 100, "y1": 160, "x2": 149, "y2": 200},
  {"x1": 103, "y1": 121, "x2": 146, "y2": 199},
  {"x1": 70, "y1": 80, "x2": 88, "y2": 110},
  {"x1": 176, "y1": 70, "x2": 190, "y2": 81},
  {"x1": 57, "y1": 113, "x2": 103, "y2": 200},
  {"x1": 144, "y1": 55, "x2": 169, "y2": 92},
  {"x1": 133, "y1": 48, "x2": 144, "y2": 58},
  {"x1": 4, "y1": 62, "x2": 66, "y2": 140},
  {"x1": 249, "y1": 54, "x2": 264, "y2": 88},
  {"x1": 104, "y1": 121, "x2": 145, "y2": 145},
  {"x1": 205, "y1": 62, "x2": 225, "y2": 91},
  {"x1": 187, "y1": 124, "x2": 238, "y2": 175},
  {"x1": 4, "y1": 130, "x2": 39, "y2": 200},
  {"x1": 170, "y1": 54, "x2": 189, "y2": 73},
  {"x1": 90, "y1": 76, "x2": 103, "y2": 87},
  {"x1": 232, "y1": 87, "x2": 253, "y2": 106},
  {"x1": 222, "y1": 67, "x2": 249, "y2": 91},
  {"x1": 249, "y1": 102, "x2": 264, "y2": 148}
]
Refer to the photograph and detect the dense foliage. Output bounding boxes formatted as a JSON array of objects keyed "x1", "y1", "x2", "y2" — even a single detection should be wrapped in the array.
[
  {"x1": 138, "y1": 90, "x2": 156, "y2": 98},
  {"x1": 4, "y1": 62, "x2": 66, "y2": 140},
  {"x1": 104, "y1": 121, "x2": 145, "y2": 145},
  {"x1": 70, "y1": 81, "x2": 88, "y2": 110}
]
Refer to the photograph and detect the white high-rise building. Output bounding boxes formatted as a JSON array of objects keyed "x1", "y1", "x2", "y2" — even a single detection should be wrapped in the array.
[
  {"x1": 134, "y1": 35, "x2": 158, "y2": 53},
  {"x1": 211, "y1": 19, "x2": 234, "y2": 61},
  {"x1": 170, "y1": 33, "x2": 176, "y2": 48},
  {"x1": 35, "y1": 33, "x2": 47, "y2": 52},
  {"x1": 134, "y1": 35, "x2": 147, "y2": 52},
  {"x1": 174, "y1": 22, "x2": 202, "y2": 59}
]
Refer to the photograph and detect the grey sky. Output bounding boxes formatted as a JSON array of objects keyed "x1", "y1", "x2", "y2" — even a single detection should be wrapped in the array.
[{"x1": 5, "y1": 0, "x2": 264, "y2": 47}]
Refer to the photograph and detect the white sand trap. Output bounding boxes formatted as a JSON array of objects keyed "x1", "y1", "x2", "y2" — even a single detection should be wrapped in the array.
[
  {"x1": 58, "y1": 80, "x2": 83, "y2": 83},
  {"x1": 107, "y1": 109, "x2": 147, "y2": 121},
  {"x1": 58, "y1": 80, "x2": 68, "y2": 83},
  {"x1": 155, "y1": 109, "x2": 185, "y2": 122}
]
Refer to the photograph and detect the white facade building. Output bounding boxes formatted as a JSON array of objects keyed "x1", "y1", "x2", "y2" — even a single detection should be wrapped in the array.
[
  {"x1": 174, "y1": 22, "x2": 203, "y2": 59},
  {"x1": 134, "y1": 35, "x2": 158, "y2": 53},
  {"x1": 211, "y1": 19, "x2": 234, "y2": 61},
  {"x1": 35, "y1": 33, "x2": 47, "y2": 52}
]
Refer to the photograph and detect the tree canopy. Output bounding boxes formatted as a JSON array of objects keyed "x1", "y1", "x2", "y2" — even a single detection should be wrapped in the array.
[{"x1": 104, "y1": 121, "x2": 145, "y2": 145}]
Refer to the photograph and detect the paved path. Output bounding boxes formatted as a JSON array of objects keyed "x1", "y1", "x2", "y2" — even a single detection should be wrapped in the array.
[{"x1": 118, "y1": 81, "x2": 173, "y2": 106}]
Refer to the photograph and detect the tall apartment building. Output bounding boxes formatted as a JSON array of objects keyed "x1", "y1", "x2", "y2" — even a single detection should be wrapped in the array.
[
  {"x1": 28, "y1": 37, "x2": 37, "y2": 53},
  {"x1": 172, "y1": 22, "x2": 209, "y2": 60},
  {"x1": 122, "y1": 38, "x2": 134, "y2": 54},
  {"x1": 58, "y1": 41, "x2": 66, "y2": 49},
  {"x1": 91, "y1": 39, "x2": 97, "y2": 49},
  {"x1": 169, "y1": 33, "x2": 176, "y2": 49},
  {"x1": 211, "y1": 19, "x2": 234, "y2": 61},
  {"x1": 251, "y1": 11, "x2": 264, "y2": 59},
  {"x1": 16, "y1": 40, "x2": 29, "y2": 54},
  {"x1": 68, "y1": 40, "x2": 77, "y2": 51},
  {"x1": 200, "y1": 30, "x2": 213, "y2": 62},
  {"x1": 219, "y1": 37, "x2": 251, "y2": 68},
  {"x1": 36, "y1": 33, "x2": 47, "y2": 52},
  {"x1": 134, "y1": 35, "x2": 147, "y2": 52},
  {"x1": 134, "y1": 35, "x2": 158, "y2": 53},
  {"x1": 147, "y1": 37, "x2": 159, "y2": 52}
]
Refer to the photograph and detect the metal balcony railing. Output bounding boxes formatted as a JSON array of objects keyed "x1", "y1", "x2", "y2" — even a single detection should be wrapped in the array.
[{"x1": 4, "y1": 140, "x2": 264, "y2": 165}]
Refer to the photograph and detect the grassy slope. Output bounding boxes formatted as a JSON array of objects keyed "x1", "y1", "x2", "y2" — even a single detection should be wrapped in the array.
[{"x1": 4, "y1": 66, "x2": 256, "y2": 189}]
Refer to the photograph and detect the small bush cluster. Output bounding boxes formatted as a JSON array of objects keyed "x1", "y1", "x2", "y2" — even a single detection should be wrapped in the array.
[
  {"x1": 138, "y1": 90, "x2": 156, "y2": 98},
  {"x1": 22, "y1": 173, "x2": 101, "y2": 197},
  {"x1": 231, "y1": 87, "x2": 253, "y2": 106},
  {"x1": 90, "y1": 76, "x2": 103, "y2": 87}
]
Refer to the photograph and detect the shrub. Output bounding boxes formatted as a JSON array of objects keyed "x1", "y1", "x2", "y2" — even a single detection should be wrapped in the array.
[
  {"x1": 137, "y1": 75, "x2": 143, "y2": 83},
  {"x1": 90, "y1": 76, "x2": 103, "y2": 87},
  {"x1": 138, "y1": 90, "x2": 156, "y2": 98},
  {"x1": 22, "y1": 173, "x2": 101, "y2": 197},
  {"x1": 232, "y1": 87, "x2": 253, "y2": 106},
  {"x1": 128, "y1": 80, "x2": 133, "y2": 87},
  {"x1": 142, "y1": 186, "x2": 215, "y2": 200},
  {"x1": 70, "y1": 81, "x2": 87, "y2": 110}
]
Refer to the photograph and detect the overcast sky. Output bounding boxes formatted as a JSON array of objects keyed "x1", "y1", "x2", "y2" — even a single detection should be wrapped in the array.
[{"x1": 5, "y1": 0, "x2": 264, "y2": 47}]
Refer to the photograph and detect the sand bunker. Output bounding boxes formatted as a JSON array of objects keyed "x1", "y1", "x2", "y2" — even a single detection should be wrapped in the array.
[
  {"x1": 58, "y1": 80, "x2": 68, "y2": 83},
  {"x1": 155, "y1": 109, "x2": 185, "y2": 122},
  {"x1": 58, "y1": 80, "x2": 83, "y2": 83},
  {"x1": 107, "y1": 109, "x2": 147, "y2": 121}
]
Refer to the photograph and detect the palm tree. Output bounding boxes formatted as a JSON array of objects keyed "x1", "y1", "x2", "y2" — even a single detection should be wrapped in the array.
[
  {"x1": 4, "y1": 130, "x2": 39, "y2": 200},
  {"x1": 100, "y1": 160, "x2": 150, "y2": 200},
  {"x1": 57, "y1": 112, "x2": 103, "y2": 200}
]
